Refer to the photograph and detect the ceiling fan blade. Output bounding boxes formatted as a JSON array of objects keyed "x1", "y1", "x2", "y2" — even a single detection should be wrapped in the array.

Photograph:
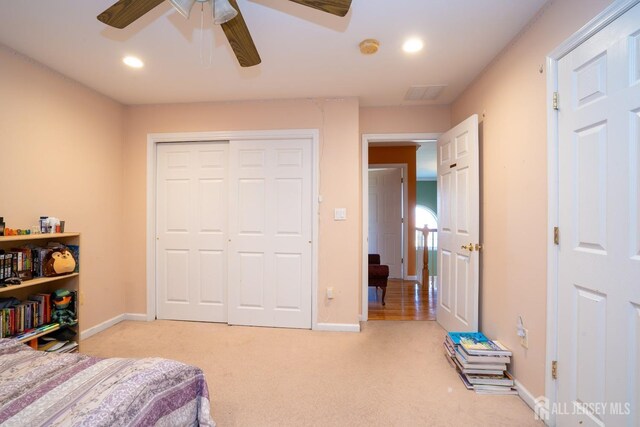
[
  {"x1": 221, "y1": 0, "x2": 261, "y2": 67},
  {"x1": 97, "y1": 0, "x2": 166, "y2": 29},
  {"x1": 287, "y1": 0, "x2": 352, "y2": 17}
]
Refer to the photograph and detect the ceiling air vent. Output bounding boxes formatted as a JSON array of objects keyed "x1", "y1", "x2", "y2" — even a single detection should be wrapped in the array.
[{"x1": 405, "y1": 85, "x2": 447, "y2": 101}]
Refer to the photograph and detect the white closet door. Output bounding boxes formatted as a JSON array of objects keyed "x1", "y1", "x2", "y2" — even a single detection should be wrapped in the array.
[
  {"x1": 156, "y1": 142, "x2": 228, "y2": 322},
  {"x1": 557, "y1": 4, "x2": 640, "y2": 426},
  {"x1": 228, "y1": 139, "x2": 312, "y2": 329}
]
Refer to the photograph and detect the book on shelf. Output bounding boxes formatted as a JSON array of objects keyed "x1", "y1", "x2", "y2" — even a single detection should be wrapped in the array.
[
  {"x1": 13, "y1": 322, "x2": 60, "y2": 341},
  {"x1": 56, "y1": 341, "x2": 78, "y2": 353},
  {"x1": 1, "y1": 289, "x2": 76, "y2": 339},
  {"x1": 39, "y1": 337, "x2": 78, "y2": 353},
  {"x1": 0, "y1": 244, "x2": 79, "y2": 282}
]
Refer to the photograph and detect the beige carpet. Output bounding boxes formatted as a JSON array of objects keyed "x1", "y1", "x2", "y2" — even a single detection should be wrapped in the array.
[{"x1": 82, "y1": 320, "x2": 541, "y2": 427}]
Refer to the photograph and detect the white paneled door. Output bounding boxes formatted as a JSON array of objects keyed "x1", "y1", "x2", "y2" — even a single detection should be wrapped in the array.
[
  {"x1": 368, "y1": 168, "x2": 404, "y2": 278},
  {"x1": 557, "y1": 4, "x2": 640, "y2": 426},
  {"x1": 436, "y1": 115, "x2": 480, "y2": 332},
  {"x1": 227, "y1": 139, "x2": 312, "y2": 328},
  {"x1": 156, "y1": 142, "x2": 229, "y2": 322}
]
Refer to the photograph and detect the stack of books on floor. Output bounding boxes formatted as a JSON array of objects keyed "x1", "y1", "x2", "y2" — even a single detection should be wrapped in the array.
[{"x1": 444, "y1": 331, "x2": 517, "y2": 395}]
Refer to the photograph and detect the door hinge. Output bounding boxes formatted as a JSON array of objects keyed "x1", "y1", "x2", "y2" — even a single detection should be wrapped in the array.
[
  {"x1": 553, "y1": 227, "x2": 560, "y2": 245},
  {"x1": 553, "y1": 92, "x2": 559, "y2": 110},
  {"x1": 401, "y1": 218, "x2": 404, "y2": 224},
  {"x1": 401, "y1": 177, "x2": 404, "y2": 183},
  {"x1": 551, "y1": 360, "x2": 558, "y2": 380}
]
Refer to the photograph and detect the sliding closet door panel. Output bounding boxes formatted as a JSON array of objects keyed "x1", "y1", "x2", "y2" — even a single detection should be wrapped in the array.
[
  {"x1": 228, "y1": 139, "x2": 312, "y2": 328},
  {"x1": 156, "y1": 142, "x2": 228, "y2": 322}
]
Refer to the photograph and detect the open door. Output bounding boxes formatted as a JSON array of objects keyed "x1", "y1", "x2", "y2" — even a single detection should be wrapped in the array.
[{"x1": 436, "y1": 115, "x2": 480, "y2": 332}]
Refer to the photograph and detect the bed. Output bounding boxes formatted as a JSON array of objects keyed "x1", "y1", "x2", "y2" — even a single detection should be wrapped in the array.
[{"x1": 0, "y1": 339, "x2": 215, "y2": 426}]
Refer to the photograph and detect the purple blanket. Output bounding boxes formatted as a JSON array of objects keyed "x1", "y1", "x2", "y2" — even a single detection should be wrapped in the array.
[{"x1": 0, "y1": 339, "x2": 215, "y2": 426}]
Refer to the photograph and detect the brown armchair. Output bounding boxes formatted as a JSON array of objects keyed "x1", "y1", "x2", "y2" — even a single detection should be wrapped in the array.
[{"x1": 368, "y1": 254, "x2": 389, "y2": 306}]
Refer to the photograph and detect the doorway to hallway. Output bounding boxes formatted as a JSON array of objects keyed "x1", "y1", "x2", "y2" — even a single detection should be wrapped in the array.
[
  {"x1": 368, "y1": 278, "x2": 437, "y2": 320},
  {"x1": 363, "y1": 135, "x2": 440, "y2": 321}
]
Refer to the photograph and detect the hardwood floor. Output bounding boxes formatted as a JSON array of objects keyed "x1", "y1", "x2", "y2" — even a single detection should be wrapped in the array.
[{"x1": 368, "y1": 277, "x2": 437, "y2": 321}]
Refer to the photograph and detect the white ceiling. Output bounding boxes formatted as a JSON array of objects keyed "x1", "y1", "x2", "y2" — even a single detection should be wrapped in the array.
[{"x1": 0, "y1": 0, "x2": 547, "y2": 106}]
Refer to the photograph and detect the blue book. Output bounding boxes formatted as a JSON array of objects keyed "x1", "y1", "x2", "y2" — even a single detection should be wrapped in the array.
[{"x1": 446, "y1": 332, "x2": 489, "y2": 346}]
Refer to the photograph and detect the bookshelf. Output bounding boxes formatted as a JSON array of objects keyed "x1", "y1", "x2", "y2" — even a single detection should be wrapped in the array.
[{"x1": 0, "y1": 232, "x2": 80, "y2": 351}]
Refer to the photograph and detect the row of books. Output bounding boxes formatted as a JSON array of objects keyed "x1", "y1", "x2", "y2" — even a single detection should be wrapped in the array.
[
  {"x1": 444, "y1": 331, "x2": 517, "y2": 395},
  {"x1": 0, "y1": 243, "x2": 79, "y2": 282},
  {"x1": 0, "y1": 293, "x2": 55, "y2": 338}
]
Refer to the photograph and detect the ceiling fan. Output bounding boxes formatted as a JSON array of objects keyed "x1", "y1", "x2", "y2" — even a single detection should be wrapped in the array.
[{"x1": 97, "y1": 0, "x2": 352, "y2": 67}]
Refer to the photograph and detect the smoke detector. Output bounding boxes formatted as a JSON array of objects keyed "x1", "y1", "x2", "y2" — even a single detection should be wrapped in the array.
[{"x1": 359, "y1": 39, "x2": 380, "y2": 55}]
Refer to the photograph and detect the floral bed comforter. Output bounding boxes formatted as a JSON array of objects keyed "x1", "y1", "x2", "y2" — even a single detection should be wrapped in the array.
[{"x1": 0, "y1": 339, "x2": 215, "y2": 426}]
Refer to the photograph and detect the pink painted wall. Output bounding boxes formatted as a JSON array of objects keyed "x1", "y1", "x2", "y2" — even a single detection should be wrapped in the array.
[
  {"x1": 0, "y1": 45, "x2": 126, "y2": 330},
  {"x1": 123, "y1": 98, "x2": 362, "y2": 324},
  {"x1": 451, "y1": 0, "x2": 614, "y2": 397},
  {"x1": 360, "y1": 105, "x2": 451, "y2": 134}
]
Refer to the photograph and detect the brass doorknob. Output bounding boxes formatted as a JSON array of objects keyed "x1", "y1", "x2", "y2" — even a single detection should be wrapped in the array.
[
  {"x1": 461, "y1": 243, "x2": 474, "y2": 251},
  {"x1": 475, "y1": 243, "x2": 483, "y2": 251}
]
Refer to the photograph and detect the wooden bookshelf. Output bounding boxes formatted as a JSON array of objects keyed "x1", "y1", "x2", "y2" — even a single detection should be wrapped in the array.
[
  {"x1": 0, "y1": 232, "x2": 80, "y2": 243},
  {"x1": 17, "y1": 324, "x2": 61, "y2": 348},
  {"x1": 0, "y1": 232, "x2": 80, "y2": 351},
  {"x1": 0, "y1": 273, "x2": 79, "y2": 294}
]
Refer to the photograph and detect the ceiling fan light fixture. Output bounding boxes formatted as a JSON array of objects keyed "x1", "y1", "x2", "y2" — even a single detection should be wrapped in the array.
[
  {"x1": 170, "y1": 0, "x2": 196, "y2": 18},
  {"x1": 359, "y1": 39, "x2": 380, "y2": 55},
  {"x1": 212, "y1": 0, "x2": 238, "y2": 24}
]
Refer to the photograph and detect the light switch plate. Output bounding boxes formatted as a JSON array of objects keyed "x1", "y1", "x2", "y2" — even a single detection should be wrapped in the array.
[{"x1": 334, "y1": 208, "x2": 347, "y2": 220}]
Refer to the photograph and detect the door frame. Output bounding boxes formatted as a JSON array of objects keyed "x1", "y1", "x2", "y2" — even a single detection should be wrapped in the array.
[
  {"x1": 146, "y1": 129, "x2": 320, "y2": 329},
  {"x1": 545, "y1": 0, "x2": 639, "y2": 423},
  {"x1": 361, "y1": 133, "x2": 440, "y2": 321},
  {"x1": 368, "y1": 164, "x2": 409, "y2": 280}
]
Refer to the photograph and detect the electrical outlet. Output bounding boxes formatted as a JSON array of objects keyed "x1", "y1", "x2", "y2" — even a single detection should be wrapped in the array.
[{"x1": 520, "y1": 328, "x2": 529, "y2": 349}]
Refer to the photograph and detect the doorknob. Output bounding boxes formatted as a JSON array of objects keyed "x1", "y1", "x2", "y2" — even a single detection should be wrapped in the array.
[
  {"x1": 475, "y1": 243, "x2": 483, "y2": 251},
  {"x1": 461, "y1": 243, "x2": 474, "y2": 251}
]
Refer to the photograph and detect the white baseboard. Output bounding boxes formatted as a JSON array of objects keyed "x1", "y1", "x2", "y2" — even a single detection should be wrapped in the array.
[
  {"x1": 314, "y1": 322, "x2": 361, "y2": 332},
  {"x1": 515, "y1": 378, "x2": 538, "y2": 414},
  {"x1": 124, "y1": 313, "x2": 148, "y2": 321},
  {"x1": 80, "y1": 313, "x2": 148, "y2": 340},
  {"x1": 80, "y1": 314, "x2": 125, "y2": 340}
]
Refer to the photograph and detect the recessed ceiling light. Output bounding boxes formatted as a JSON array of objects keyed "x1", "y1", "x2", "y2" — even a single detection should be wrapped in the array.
[
  {"x1": 123, "y1": 56, "x2": 144, "y2": 68},
  {"x1": 403, "y1": 38, "x2": 424, "y2": 53}
]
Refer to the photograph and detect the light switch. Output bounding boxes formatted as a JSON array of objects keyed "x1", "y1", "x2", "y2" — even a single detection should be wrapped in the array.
[{"x1": 334, "y1": 208, "x2": 347, "y2": 221}]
